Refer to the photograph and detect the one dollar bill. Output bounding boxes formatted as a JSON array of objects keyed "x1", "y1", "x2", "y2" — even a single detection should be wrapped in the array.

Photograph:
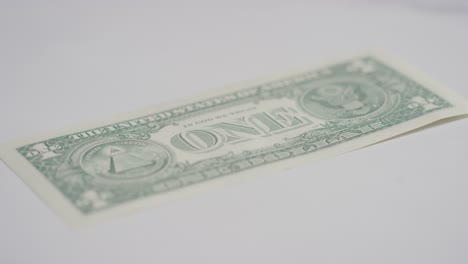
[{"x1": 2, "y1": 52, "x2": 468, "y2": 225}]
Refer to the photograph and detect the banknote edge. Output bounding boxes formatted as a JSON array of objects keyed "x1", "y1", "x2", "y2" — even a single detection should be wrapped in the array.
[{"x1": 1, "y1": 50, "x2": 468, "y2": 226}]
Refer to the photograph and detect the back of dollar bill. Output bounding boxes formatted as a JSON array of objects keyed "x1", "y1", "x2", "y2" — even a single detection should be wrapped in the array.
[{"x1": 1, "y1": 52, "x2": 468, "y2": 225}]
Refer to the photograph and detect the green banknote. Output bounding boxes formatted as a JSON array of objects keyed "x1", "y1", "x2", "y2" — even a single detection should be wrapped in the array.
[{"x1": 1, "y1": 52, "x2": 468, "y2": 225}]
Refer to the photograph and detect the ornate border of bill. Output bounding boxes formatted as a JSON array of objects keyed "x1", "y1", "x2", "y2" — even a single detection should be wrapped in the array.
[{"x1": 1, "y1": 51, "x2": 468, "y2": 226}]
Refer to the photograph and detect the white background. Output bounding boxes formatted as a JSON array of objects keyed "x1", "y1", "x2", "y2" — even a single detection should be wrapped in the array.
[{"x1": 1, "y1": 1, "x2": 468, "y2": 263}]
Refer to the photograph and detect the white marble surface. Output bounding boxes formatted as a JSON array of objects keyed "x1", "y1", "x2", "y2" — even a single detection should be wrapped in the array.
[{"x1": 1, "y1": 2, "x2": 468, "y2": 263}]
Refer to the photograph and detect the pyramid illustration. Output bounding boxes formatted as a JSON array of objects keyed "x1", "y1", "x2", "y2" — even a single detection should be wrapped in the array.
[{"x1": 108, "y1": 147, "x2": 154, "y2": 173}]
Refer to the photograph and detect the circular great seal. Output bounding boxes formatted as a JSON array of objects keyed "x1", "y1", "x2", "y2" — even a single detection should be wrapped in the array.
[
  {"x1": 70, "y1": 138, "x2": 173, "y2": 186},
  {"x1": 300, "y1": 78, "x2": 389, "y2": 121}
]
